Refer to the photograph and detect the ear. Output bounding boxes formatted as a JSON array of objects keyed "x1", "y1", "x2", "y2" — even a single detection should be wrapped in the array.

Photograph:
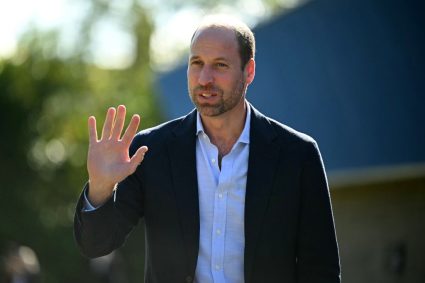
[{"x1": 244, "y1": 58, "x2": 256, "y2": 86}]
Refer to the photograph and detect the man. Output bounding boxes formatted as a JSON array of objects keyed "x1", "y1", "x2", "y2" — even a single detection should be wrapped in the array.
[{"x1": 74, "y1": 16, "x2": 341, "y2": 283}]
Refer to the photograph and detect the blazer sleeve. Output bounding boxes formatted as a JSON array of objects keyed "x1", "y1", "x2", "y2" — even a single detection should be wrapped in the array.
[
  {"x1": 296, "y1": 141, "x2": 341, "y2": 283},
  {"x1": 74, "y1": 139, "x2": 144, "y2": 258}
]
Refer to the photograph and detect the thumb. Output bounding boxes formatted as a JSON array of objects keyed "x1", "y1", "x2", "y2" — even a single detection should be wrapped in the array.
[{"x1": 129, "y1": 146, "x2": 149, "y2": 173}]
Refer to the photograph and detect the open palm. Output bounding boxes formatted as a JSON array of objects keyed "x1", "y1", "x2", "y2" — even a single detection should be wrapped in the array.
[{"x1": 87, "y1": 105, "x2": 148, "y2": 206}]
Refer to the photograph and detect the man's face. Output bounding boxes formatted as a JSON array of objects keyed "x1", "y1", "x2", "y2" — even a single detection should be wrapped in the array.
[{"x1": 187, "y1": 27, "x2": 247, "y2": 117}]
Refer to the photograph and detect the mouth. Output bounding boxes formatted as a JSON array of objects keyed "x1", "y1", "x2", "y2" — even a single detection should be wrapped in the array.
[{"x1": 192, "y1": 86, "x2": 222, "y2": 102}]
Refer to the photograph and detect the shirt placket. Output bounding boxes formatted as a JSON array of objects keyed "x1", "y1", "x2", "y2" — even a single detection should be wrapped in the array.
[{"x1": 211, "y1": 153, "x2": 233, "y2": 282}]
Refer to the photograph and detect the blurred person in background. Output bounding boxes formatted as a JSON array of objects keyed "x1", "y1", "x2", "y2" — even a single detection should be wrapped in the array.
[
  {"x1": 1, "y1": 243, "x2": 40, "y2": 283},
  {"x1": 90, "y1": 251, "x2": 129, "y2": 283}
]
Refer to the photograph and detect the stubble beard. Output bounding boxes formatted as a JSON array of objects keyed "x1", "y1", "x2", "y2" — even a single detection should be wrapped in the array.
[{"x1": 189, "y1": 77, "x2": 246, "y2": 117}]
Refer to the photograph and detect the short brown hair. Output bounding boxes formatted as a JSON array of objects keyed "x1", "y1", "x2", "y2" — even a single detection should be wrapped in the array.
[{"x1": 191, "y1": 15, "x2": 255, "y2": 70}]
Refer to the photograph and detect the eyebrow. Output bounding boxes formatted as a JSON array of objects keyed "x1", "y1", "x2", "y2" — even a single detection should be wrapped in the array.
[
  {"x1": 189, "y1": 56, "x2": 201, "y2": 61},
  {"x1": 189, "y1": 56, "x2": 229, "y2": 62}
]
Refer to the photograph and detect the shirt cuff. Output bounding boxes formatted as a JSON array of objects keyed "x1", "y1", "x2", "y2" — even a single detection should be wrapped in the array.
[{"x1": 83, "y1": 188, "x2": 97, "y2": 211}]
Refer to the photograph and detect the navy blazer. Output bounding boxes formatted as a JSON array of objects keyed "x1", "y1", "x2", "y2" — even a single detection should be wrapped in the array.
[{"x1": 74, "y1": 104, "x2": 341, "y2": 283}]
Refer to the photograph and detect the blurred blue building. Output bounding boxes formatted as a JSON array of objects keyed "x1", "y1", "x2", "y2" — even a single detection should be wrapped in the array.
[{"x1": 156, "y1": 0, "x2": 425, "y2": 282}]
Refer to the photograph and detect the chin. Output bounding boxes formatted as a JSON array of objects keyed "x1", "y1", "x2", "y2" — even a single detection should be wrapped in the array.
[{"x1": 197, "y1": 105, "x2": 225, "y2": 117}]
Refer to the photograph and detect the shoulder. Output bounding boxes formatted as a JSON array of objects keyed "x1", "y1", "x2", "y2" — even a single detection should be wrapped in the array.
[
  {"x1": 271, "y1": 117, "x2": 321, "y2": 158},
  {"x1": 250, "y1": 104, "x2": 321, "y2": 158},
  {"x1": 269, "y1": 116, "x2": 316, "y2": 146},
  {"x1": 129, "y1": 110, "x2": 196, "y2": 154},
  {"x1": 251, "y1": 105, "x2": 316, "y2": 145}
]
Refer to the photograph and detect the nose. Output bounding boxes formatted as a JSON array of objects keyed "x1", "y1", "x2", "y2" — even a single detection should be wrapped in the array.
[{"x1": 198, "y1": 66, "x2": 213, "y2": 86}]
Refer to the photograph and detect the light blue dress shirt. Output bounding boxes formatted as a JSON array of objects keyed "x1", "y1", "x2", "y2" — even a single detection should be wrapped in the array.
[{"x1": 194, "y1": 106, "x2": 250, "y2": 283}]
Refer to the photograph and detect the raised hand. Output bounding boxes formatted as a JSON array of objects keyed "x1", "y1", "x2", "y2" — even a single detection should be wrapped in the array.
[{"x1": 87, "y1": 105, "x2": 148, "y2": 206}]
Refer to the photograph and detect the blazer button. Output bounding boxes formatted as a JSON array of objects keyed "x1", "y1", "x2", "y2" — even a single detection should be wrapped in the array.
[{"x1": 185, "y1": 275, "x2": 193, "y2": 283}]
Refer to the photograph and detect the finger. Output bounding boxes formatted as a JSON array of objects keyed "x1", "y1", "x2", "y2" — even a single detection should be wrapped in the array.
[
  {"x1": 122, "y1": 114, "x2": 140, "y2": 146},
  {"x1": 129, "y1": 146, "x2": 148, "y2": 173},
  {"x1": 111, "y1": 105, "x2": 126, "y2": 140},
  {"x1": 88, "y1": 116, "x2": 98, "y2": 144},
  {"x1": 101, "y1": 107, "x2": 116, "y2": 140}
]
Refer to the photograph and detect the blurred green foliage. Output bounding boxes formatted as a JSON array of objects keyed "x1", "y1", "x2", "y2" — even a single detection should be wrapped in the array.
[
  {"x1": 0, "y1": 0, "x2": 291, "y2": 281},
  {"x1": 0, "y1": 1, "x2": 160, "y2": 282}
]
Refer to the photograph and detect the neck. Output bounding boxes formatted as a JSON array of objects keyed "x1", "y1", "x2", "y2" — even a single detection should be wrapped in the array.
[{"x1": 200, "y1": 99, "x2": 247, "y2": 158}]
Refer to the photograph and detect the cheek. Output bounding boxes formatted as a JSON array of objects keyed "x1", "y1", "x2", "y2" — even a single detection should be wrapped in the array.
[
  {"x1": 219, "y1": 75, "x2": 240, "y2": 89},
  {"x1": 187, "y1": 70, "x2": 199, "y2": 86},
  {"x1": 213, "y1": 73, "x2": 230, "y2": 84}
]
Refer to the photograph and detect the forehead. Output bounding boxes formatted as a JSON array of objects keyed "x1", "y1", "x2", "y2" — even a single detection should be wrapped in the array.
[{"x1": 190, "y1": 26, "x2": 239, "y2": 58}]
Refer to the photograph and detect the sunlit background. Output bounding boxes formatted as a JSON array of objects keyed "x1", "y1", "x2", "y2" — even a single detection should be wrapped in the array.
[
  {"x1": 1, "y1": 0, "x2": 424, "y2": 282},
  {"x1": 0, "y1": 0, "x2": 302, "y2": 69},
  {"x1": 0, "y1": 0, "x2": 305, "y2": 282}
]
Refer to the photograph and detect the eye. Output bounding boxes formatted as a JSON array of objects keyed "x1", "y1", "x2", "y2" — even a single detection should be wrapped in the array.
[
  {"x1": 216, "y1": 62, "x2": 228, "y2": 68},
  {"x1": 190, "y1": 60, "x2": 203, "y2": 66}
]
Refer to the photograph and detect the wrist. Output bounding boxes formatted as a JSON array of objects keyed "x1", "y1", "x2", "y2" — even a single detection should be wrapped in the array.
[{"x1": 87, "y1": 180, "x2": 117, "y2": 207}]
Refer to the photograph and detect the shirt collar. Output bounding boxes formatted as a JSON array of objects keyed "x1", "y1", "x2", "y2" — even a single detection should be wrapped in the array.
[{"x1": 196, "y1": 102, "x2": 251, "y2": 145}]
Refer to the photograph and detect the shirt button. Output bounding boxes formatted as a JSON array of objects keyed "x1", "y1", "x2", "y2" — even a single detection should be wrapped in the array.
[
  {"x1": 218, "y1": 193, "x2": 223, "y2": 198},
  {"x1": 216, "y1": 229, "x2": 221, "y2": 235},
  {"x1": 211, "y1": 158, "x2": 216, "y2": 163},
  {"x1": 215, "y1": 264, "x2": 220, "y2": 270},
  {"x1": 185, "y1": 276, "x2": 192, "y2": 283}
]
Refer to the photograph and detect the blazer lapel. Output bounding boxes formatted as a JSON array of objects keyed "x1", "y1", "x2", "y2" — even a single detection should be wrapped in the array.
[
  {"x1": 166, "y1": 110, "x2": 200, "y2": 275},
  {"x1": 244, "y1": 105, "x2": 281, "y2": 282}
]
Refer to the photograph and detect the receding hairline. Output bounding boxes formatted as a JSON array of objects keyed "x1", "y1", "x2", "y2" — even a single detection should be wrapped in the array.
[
  {"x1": 190, "y1": 15, "x2": 253, "y2": 47},
  {"x1": 190, "y1": 16, "x2": 256, "y2": 69},
  {"x1": 191, "y1": 25, "x2": 237, "y2": 45}
]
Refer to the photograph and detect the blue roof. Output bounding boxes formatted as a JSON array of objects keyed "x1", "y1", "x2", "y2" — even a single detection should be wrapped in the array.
[{"x1": 155, "y1": 0, "x2": 425, "y2": 172}]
